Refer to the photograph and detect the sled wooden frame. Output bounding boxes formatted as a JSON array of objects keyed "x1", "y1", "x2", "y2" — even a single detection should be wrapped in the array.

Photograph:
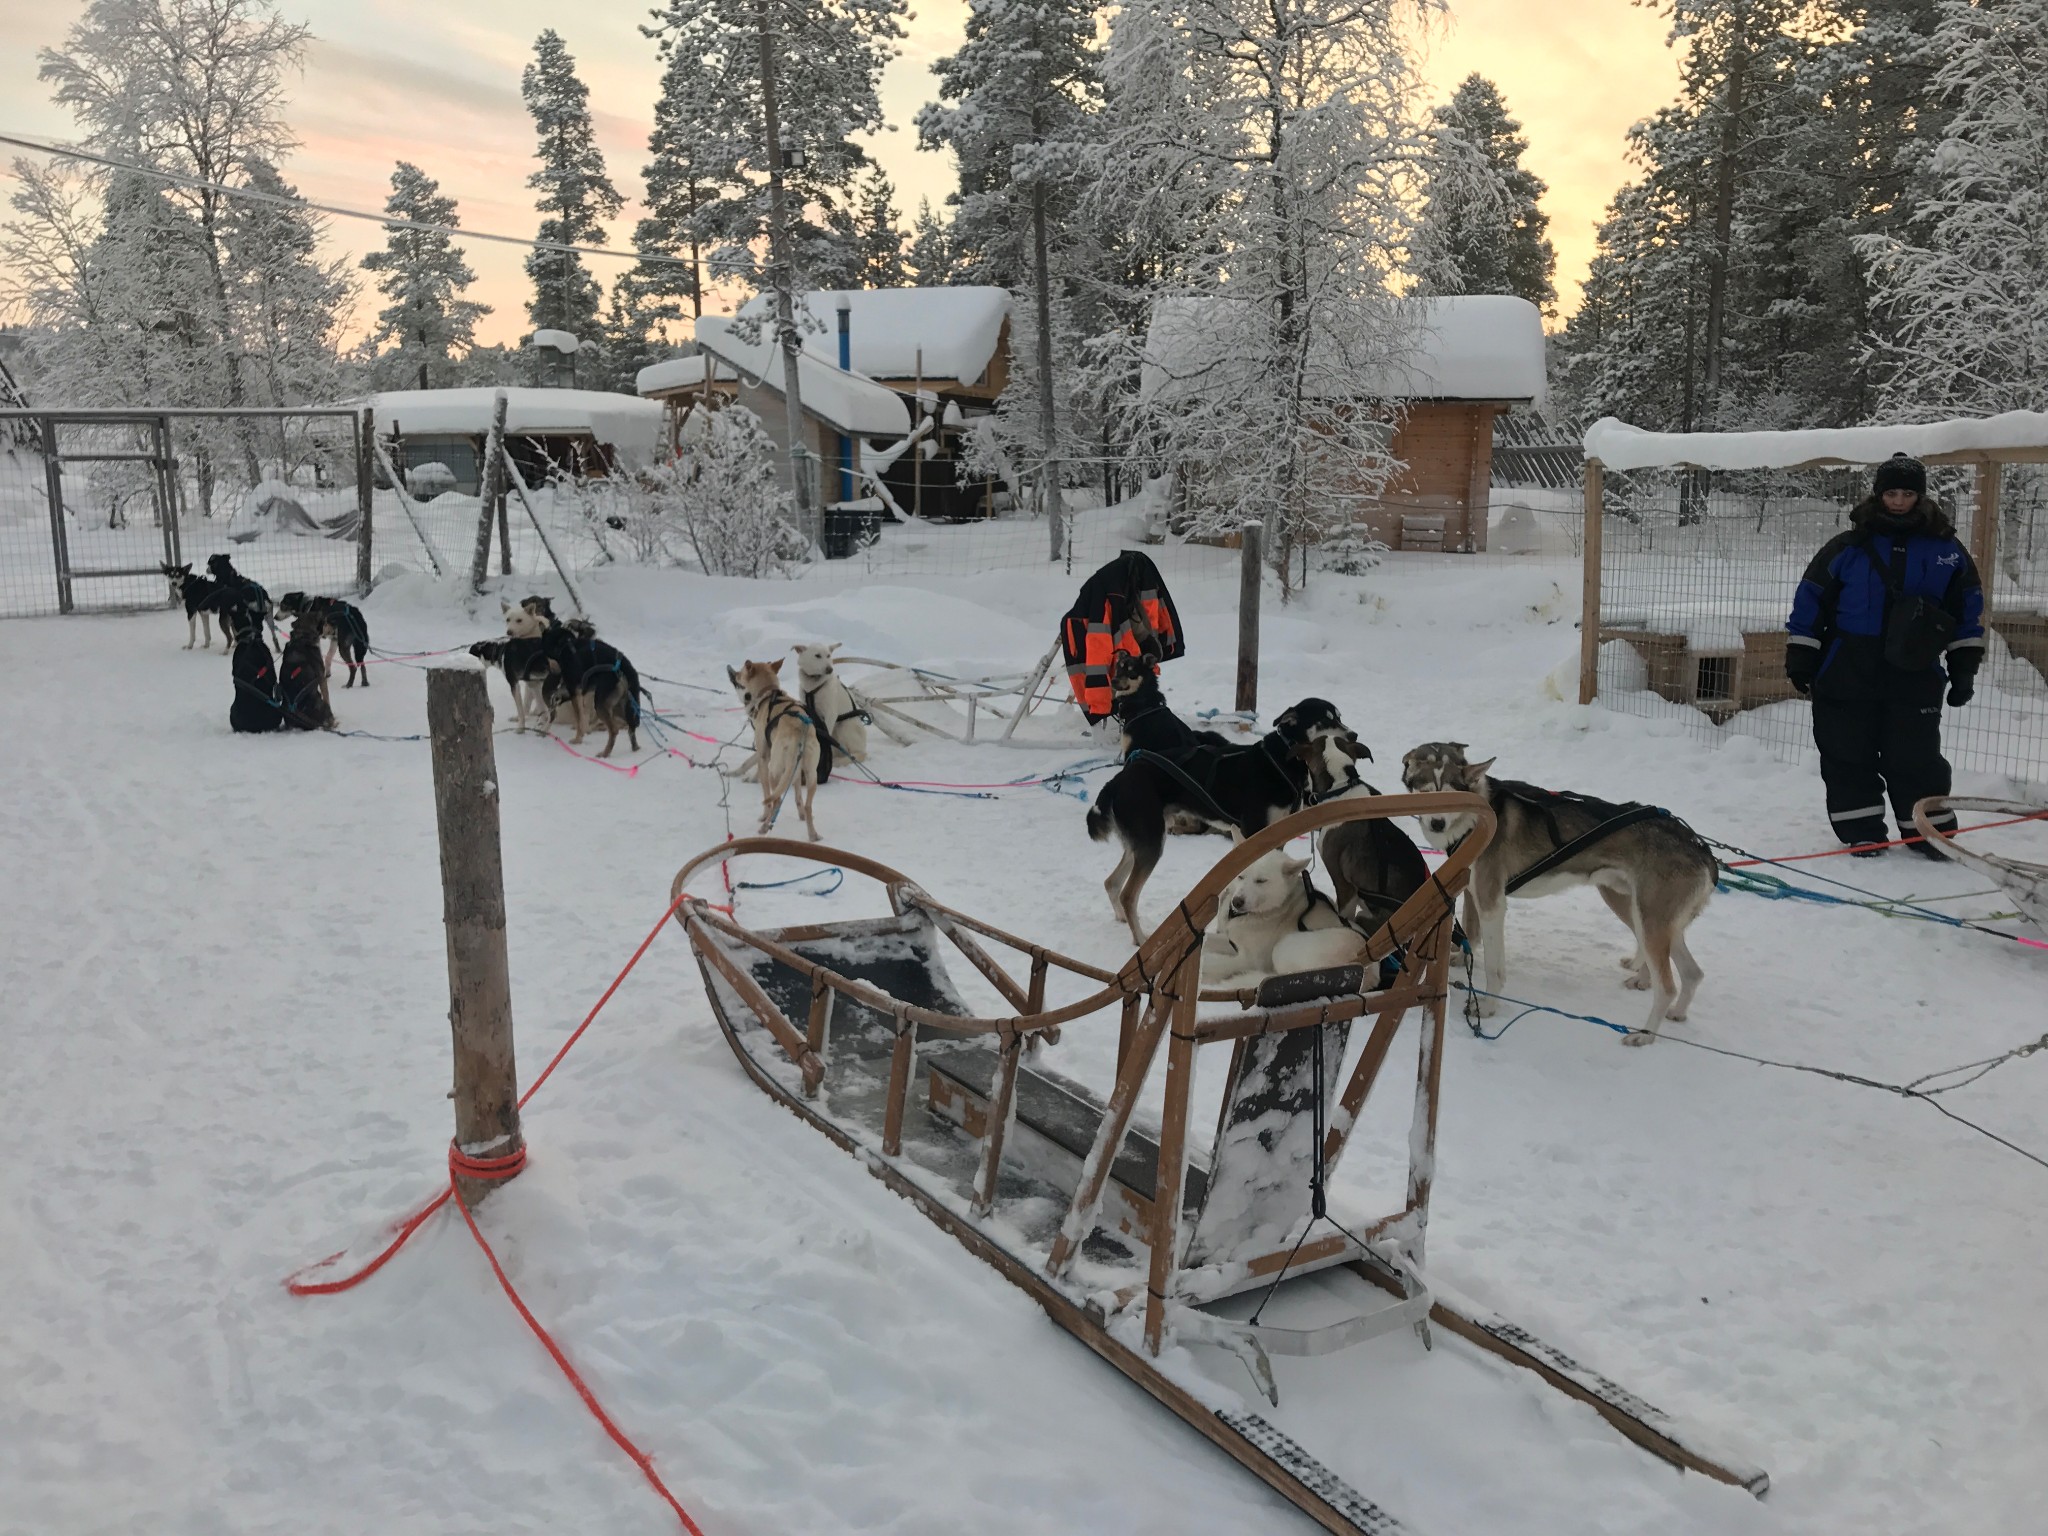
[
  {"x1": 672, "y1": 793, "x2": 1768, "y2": 1533},
  {"x1": 1913, "y1": 795, "x2": 2048, "y2": 931},
  {"x1": 833, "y1": 646, "x2": 1090, "y2": 747}
]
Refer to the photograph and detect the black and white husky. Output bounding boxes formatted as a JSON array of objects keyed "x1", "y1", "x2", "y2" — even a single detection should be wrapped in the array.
[
  {"x1": 162, "y1": 563, "x2": 226, "y2": 649},
  {"x1": 1400, "y1": 742, "x2": 1716, "y2": 1044}
]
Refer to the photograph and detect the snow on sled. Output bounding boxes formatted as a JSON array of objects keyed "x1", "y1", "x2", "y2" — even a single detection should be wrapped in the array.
[
  {"x1": 673, "y1": 795, "x2": 1769, "y2": 1535},
  {"x1": 1914, "y1": 796, "x2": 2048, "y2": 933}
]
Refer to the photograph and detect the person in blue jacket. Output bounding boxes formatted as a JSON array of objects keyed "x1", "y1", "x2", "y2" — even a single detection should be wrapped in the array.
[{"x1": 1786, "y1": 453, "x2": 1985, "y2": 857}]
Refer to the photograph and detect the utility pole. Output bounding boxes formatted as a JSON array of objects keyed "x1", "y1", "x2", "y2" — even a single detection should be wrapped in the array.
[
  {"x1": 755, "y1": 0, "x2": 815, "y2": 541},
  {"x1": 1031, "y1": 175, "x2": 1066, "y2": 563}
]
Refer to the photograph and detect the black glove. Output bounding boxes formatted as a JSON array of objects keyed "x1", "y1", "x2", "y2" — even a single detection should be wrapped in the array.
[
  {"x1": 1947, "y1": 663, "x2": 1976, "y2": 708},
  {"x1": 1785, "y1": 642, "x2": 1819, "y2": 696}
]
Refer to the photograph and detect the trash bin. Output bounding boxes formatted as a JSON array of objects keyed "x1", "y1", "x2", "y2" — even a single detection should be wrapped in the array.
[{"x1": 822, "y1": 498, "x2": 884, "y2": 560}]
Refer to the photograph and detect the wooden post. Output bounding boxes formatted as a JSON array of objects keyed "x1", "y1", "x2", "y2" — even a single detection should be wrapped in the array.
[
  {"x1": 1578, "y1": 458, "x2": 1605, "y2": 706},
  {"x1": 356, "y1": 406, "x2": 375, "y2": 594},
  {"x1": 912, "y1": 347, "x2": 924, "y2": 519},
  {"x1": 471, "y1": 390, "x2": 508, "y2": 592},
  {"x1": 1973, "y1": 461, "x2": 2002, "y2": 594},
  {"x1": 1235, "y1": 521, "x2": 1263, "y2": 715},
  {"x1": 427, "y1": 667, "x2": 523, "y2": 1206}
]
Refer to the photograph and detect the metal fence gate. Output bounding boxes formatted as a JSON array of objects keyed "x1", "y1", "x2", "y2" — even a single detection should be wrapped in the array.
[{"x1": 0, "y1": 407, "x2": 368, "y2": 619}]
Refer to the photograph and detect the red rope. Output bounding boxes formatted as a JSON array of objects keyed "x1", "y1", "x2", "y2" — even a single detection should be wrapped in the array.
[
  {"x1": 1722, "y1": 809, "x2": 2048, "y2": 868},
  {"x1": 283, "y1": 891, "x2": 706, "y2": 1532}
]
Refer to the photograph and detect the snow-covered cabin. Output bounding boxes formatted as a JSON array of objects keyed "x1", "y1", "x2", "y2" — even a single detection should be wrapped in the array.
[
  {"x1": 1142, "y1": 295, "x2": 1547, "y2": 552},
  {"x1": 371, "y1": 388, "x2": 663, "y2": 497},
  {"x1": 637, "y1": 288, "x2": 1014, "y2": 518}
]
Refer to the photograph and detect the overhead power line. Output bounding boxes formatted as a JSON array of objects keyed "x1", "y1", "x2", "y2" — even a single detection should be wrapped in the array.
[{"x1": 0, "y1": 129, "x2": 690, "y2": 268}]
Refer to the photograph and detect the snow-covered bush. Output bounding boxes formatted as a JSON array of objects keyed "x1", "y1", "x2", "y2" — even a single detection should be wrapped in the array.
[
  {"x1": 646, "y1": 405, "x2": 808, "y2": 578},
  {"x1": 407, "y1": 461, "x2": 456, "y2": 500}
]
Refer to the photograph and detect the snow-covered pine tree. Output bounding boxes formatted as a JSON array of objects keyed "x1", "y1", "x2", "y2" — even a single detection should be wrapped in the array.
[
  {"x1": 630, "y1": 35, "x2": 731, "y2": 331},
  {"x1": 852, "y1": 166, "x2": 906, "y2": 287},
  {"x1": 1089, "y1": 0, "x2": 1441, "y2": 589},
  {"x1": 521, "y1": 29, "x2": 623, "y2": 346},
  {"x1": 1860, "y1": 0, "x2": 2048, "y2": 418},
  {"x1": 1411, "y1": 74, "x2": 1556, "y2": 313},
  {"x1": 224, "y1": 159, "x2": 353, "y2": 419},
  {"x1": 642, "y1": 0, "x2": 907, "y2": 299},
  {"x1": 906, "y1": 198, "x2": 956, "y2": 285},
  {"x1": 361, "y1": 162, "x2": 491, "y2": 390}
]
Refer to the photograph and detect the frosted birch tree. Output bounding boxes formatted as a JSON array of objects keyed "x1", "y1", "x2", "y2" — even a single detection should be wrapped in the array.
[{"x1": 1091, "y1": 0, "x2": 1442, "y2": 589}]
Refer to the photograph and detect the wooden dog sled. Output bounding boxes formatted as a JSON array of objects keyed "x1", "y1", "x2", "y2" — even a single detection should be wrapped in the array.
[
  {"x1": 1914, "y1": 796, "x2": 2048, "y2": 933},
  {"x1": 673, "y1": 795, "x2": 1767, "y2": 1533},
  {"x1": 832, "y1": 649, "x2": 1093, "y2": 749}
]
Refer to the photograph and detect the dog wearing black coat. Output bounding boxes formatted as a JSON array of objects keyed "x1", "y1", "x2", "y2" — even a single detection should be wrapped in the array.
[
  {"x1": 540, "y1": 618, "x2": 645, "y2": 758},
  {"x1": 229, "y1": 638, "x2": 285, "y2": 733},
  {"x1": 278, "y1": 592, "x2": 371, "y2": 687},
  {"x1": 278, "y1": 615, "x2": 336, "y2": 730},
  {"x1": 469, "y1": 636, "x2": 555, "y2": 731},
  {"x1": 206, "y1": 553, "x2": 274, "y2": 645},
  {"x1": 1105, "y1": 649, "x2": 1230, "y2": 759},
  {"x1": 1088, "y1": 696, "x2": 1351, "y2": 944},
  {"x1": 162, "y1": 563, "x2": 227, "y2": 649},
  {"x1": 1299, "y1": 729, "x2": 1431, "y2": 936}
]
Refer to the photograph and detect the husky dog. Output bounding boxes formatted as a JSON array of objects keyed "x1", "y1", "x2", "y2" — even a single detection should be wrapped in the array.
[
  {"x1": 542, "y1": 618, "x2": 644, "y2": 759},
  {"x1": 1202, "y1": 850, "x2": 1359, "y2": 986},
  {"x1": 728, "y1": 658, "x2": 822, "y2": 840},
  {"x1": 1300, "y1": 729, "x2": 1431, "y2": 936},
  {"x1": 1105, "y1": 649, "x2": 1230, "y2": 760},
  {"x1": 1400, "y1": 743, "x2": 1716, "y2": 1044},
  {"x1": 278, "y1": 592, "x2": 371, "y2": 687},
  {"x1": 468, "y1": 637, "x2": 554, "y2": 732},
  {"x1": 278, "y1": 614, "x2": 336, "y2": 731},
  {"x1": 162, "y1": 563, "x2": 226, "y2": 649},
  {"x1": 206, "y1": 553, "x2": 274, "y2": 645},
  {"x1": 793, "y1": 643, "x2": 866, "y2": 776},
  {"x1": 1089, "y1": 696, "x2": 1349, "y2": 946},
  {"x1": 501, "y1": 596, "x2": 555, "y2": 640}
]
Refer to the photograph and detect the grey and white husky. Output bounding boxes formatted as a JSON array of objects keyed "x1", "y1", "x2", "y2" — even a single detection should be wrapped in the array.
[{"x1": 1400, "y1": 742, "x2": 1716, "y2": 1044}]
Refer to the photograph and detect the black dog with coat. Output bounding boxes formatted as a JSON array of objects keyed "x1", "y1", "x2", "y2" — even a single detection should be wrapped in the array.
[
  {"x1": 1088, "y1": 696, "x2": 1349, "y2": 944},
  {"x1": 230, "y1": 639, "x2": 285, "y2": 733},
  {"x1": 279, "y1": 592, "x2": 371, "y2": 687}
]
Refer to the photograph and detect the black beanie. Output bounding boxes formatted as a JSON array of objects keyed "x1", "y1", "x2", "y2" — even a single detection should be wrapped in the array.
[{"x1": 1873, "y1": 452, "x2": 1927, "y2": 497}]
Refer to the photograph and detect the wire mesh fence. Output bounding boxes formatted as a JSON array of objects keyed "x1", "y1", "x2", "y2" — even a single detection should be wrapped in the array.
[
  {"x1": 1590, "y1": 464, "x2": 2048, "y2": 792},
  {"x1": 0, "y1": 408, "x2": 366, "y2": 618}
]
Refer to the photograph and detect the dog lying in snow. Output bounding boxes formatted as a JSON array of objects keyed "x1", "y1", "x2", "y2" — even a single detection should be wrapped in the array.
[
  {"x1": 1400, "y1": 742, "x2": 1715, "y2": 1044},
  {"x1": 1202, "y1": 850, "x2": 1365, "y2": 987},
  {"x1": 728, "y1": 658, "x2": 822, "y2": 840}
]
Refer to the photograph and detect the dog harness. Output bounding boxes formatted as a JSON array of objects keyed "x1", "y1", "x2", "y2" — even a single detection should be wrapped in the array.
[{"x1": 1446, "y1": 781, "x2": 1691, "y2": 895}]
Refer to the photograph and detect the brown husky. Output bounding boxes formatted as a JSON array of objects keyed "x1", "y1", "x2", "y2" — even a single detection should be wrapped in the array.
[
  {"x1": 728, "y1": 658, "x2": 822, "y2": 841},
  {"x1": 1400, "y1": 742, "x2": 1715, "y2": 1045}
]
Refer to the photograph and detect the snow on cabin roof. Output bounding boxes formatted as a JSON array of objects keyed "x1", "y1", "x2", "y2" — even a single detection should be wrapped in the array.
[
  {"x1": 1584, "y1": 412, "x2": 2048, "y2": 472},
  {"x1": 731, "y1": 287, "x2": 1011, "y2": 384},
  {"x1": 530, "y1": 329, "x2": 583, "y2": 354},
  {"x1": 693, "y1": 317, "x2": 911, "y2": 439},
  {"x1": 372, "y1": 388, "x2": 663, "y2": 460},
  {"x1": 1140, "y1": 294, "x2": 1546, "y2": 407},
  {"x1": 635, "y1": 354, "x2": 738, "y2": 397}
]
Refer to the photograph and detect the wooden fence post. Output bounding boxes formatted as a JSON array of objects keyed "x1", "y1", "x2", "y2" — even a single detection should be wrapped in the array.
[
  {"x1": 1236, "y1": 521, "x2": 1263, "y2": 715},
  {"x1": 1973, "y1": 461, "x2": 2002, "y2": 594},
  {"x1": 427, "y1": 666, "x2": 523, "y2": 1206},
  {"x1": 471, "y1": 390, "x2": 508, "y2": 592},
  {"x1": 356, "y1": 406, "x2": 375, "y2": 594},
  {"x1": 1579, "y1": 459, "x2": 1605, "y2": 707}
]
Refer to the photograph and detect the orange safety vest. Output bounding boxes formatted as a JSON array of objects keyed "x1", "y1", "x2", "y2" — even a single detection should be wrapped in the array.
[{"x1": 1061, "y1": 587, "x2": 1181, "y2": 721}]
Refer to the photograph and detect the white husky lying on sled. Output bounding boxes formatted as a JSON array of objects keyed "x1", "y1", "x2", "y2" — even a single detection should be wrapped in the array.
[{"x1": 1201, "y1": 850, "x2": 1367, "y2": 987}]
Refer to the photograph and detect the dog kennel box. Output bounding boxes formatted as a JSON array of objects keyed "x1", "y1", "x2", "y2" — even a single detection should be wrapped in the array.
[{"x1": 1602, "y1": 628, "x2": 1800, "y2": 721}]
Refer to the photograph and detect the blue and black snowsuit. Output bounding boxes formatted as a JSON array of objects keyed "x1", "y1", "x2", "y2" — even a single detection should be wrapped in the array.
[{"x1": 1785, "y1": 495, "x2": 1984, "y2": 846}]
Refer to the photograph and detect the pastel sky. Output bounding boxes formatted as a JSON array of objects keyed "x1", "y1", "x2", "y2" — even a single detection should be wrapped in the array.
[{"x1": 0, "y1": 0, "x2": 1678, "y2": 347}]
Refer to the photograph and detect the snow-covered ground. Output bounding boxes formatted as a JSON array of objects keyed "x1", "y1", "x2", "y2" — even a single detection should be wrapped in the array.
[{"x1": 4, "y1": 555, "x2": 2045, "y2": 1536}]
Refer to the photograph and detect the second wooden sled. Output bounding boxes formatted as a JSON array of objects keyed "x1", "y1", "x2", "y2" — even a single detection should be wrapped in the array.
[
  {"x1": 1914, "y1": 795, "x2": 2048, "y2": 932},
  {"x1": 673, "y1": 794, "x2": 1769, "y2": 1533}
]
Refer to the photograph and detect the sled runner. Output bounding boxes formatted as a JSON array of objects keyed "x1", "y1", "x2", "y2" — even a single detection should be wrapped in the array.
[
  {"x1": 830, "y1": 651, "x2": 1092, "y2": 748},
  {"x1": 1913, "y1": 796, "x2": 2048, "y2": 932},
  {"x1": 673, "y1": 794, "x2": 1767, "y2": 1534}
]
